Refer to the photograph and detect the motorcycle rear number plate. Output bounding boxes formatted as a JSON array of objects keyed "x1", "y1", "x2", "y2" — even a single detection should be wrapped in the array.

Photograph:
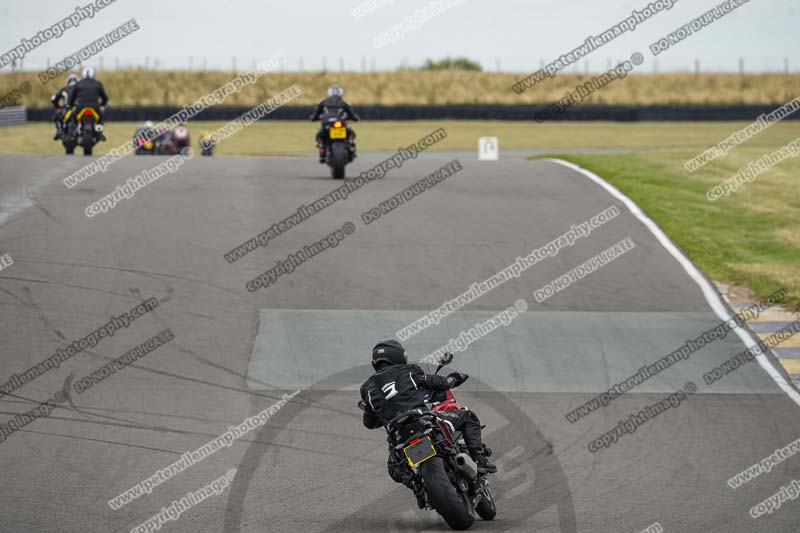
[
  {"x1": 330, "y1": 127, "x2": 347, "y2": 139},
  {"x1": 404, "y1": 436, "x2": 436, "y2": 467}
]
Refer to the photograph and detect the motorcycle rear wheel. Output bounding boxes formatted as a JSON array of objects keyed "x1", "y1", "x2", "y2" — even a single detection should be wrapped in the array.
[
  {"x1": 475, "y1": 480, "x2": 496, "y2": 520},
  {"x1": 418, "y1": 457, "x2": 475, "y2": 530},
  {"x1": 330, "y1": 142, "x2": 346, "y2": 179}
]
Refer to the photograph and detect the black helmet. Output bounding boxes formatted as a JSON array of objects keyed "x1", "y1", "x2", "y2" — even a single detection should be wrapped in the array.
[{"x1": 372, "y1": 340, "x2": 407, "y2": 369}]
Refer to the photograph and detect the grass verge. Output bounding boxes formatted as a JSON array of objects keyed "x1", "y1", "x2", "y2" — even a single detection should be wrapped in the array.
[
  {"x1": 4, "y1": 120, "x2": 800, "y2": 156},
  {"x1": 533, "y1": 148, "x2": 800, "y2": 310}
]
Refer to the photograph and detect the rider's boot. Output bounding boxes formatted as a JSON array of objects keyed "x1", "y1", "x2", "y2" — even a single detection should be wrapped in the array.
[
  {"x1": 53, "y1": 122, "x2": 62, "y2": 140},
  {"x1": 317, "y1": 143, "x2": 326, "y2": 163},
  {"x1": 474, "y1": 453, "x2": 498, "y2": 474},
  {"x1": 462, "y1": 421, "x2": 498, "y2": 473}
]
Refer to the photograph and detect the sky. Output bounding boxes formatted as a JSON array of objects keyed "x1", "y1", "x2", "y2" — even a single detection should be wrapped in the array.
[{"x1": 0, "y1": 0, "x2": 797, "y2": 73}]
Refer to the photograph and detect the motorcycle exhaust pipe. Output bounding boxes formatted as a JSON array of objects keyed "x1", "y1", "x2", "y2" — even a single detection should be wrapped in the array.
[{"x1": 454, "y1": 453, "x2": 478, "y2": 479}]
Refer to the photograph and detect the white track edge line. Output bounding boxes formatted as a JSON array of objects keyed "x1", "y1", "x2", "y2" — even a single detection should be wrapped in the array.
[{"x1": 546, "y1": 158, "x2": 800, "y2": 405}]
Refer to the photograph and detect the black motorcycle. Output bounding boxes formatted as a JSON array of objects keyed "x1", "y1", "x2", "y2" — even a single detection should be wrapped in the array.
[
  {"x1": 320, "y1": 115, "x2": 355, "y2": 179},
  {"x1": 360, "y1": 353, "x2": 497, "y2": 530}
]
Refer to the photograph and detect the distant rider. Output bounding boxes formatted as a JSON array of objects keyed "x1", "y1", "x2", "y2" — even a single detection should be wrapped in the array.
[
  {"x1": 310, "y1": 84, "x2": 359, "y2": 162},
  {"x1": 66, "y1": 67, "x2": 108, "y2": 140},
  {"x1": 359, "y1": 340, "x2": 497, "y2": 489},
  {"x1": 51, "y1": 73, "x2": 79, "y2": 140}
]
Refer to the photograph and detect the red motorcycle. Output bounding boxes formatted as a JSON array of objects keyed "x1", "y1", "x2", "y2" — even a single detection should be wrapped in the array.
[{"x1": 360, "y1": 353, "x2": 497, "y2": 530}]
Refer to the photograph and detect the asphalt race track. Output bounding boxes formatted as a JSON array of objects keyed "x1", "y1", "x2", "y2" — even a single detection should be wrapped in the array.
[{"x1": 1, "y1": 152, "x2": 799, "y2": 533}]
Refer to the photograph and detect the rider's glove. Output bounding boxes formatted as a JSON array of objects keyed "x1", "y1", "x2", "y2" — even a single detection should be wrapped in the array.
[{"x1": 446, "y1": 372, "x2": 469, "y2": 388}]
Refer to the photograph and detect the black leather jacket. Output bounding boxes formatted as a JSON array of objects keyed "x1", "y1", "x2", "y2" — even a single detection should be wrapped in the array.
[
  {"x1": 360, "y1": 363, "x2": 452, "y2": 429},
  {"x1": 51, "y1": 85, "x2": 72, "y2": 108},
  {"x1": 68, "y1": 78, "x2": 108, "y2": 108},
  {"x1": 310, "y1": 95, "x2": 360, "y2": 122}
]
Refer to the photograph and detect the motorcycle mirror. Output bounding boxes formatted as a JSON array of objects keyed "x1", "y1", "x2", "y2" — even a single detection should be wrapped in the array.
[{"x1": 434, "y1": 351, "x2": 454, "y2": 374}]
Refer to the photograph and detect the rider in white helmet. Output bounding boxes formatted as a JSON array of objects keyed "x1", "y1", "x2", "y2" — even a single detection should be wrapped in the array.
[{"x1": 65, "y1": 67, "x2": 109, "y2": 140}]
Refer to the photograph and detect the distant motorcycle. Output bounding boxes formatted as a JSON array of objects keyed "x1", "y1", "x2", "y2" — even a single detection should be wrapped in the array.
[
  {"x1": 320, "y1": 115, "x2": 355, "y2": 179},
  {"x1": 158, "y1": 124, "x2": 191, "y2": 155},
  {"x1": 132, "y1": 126, "x2": 156, "y2": 155},
  {"x1": 198, "y1": 131, "x2": 215, "y2": 156},
  {"x1": 65, "y1": 107, "x2": 103, "y2": 156},
  {"x1": 358, "y1": 353, "x2": 497, "y2": 530}
]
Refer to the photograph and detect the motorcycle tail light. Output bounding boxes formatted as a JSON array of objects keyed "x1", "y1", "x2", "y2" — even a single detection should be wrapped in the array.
[
  {"x1": 333, "y1": 121, "x2": 342, "y2": 128},
  {"x1": 408, "y1": 437, "x2": 422, "y2": 446}
]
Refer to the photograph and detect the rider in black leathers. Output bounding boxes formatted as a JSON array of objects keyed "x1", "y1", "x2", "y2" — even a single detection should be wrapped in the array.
[
  {"x1": 51, "y1": 73, "x2": 79, "y2": 140},
  {"x1": 360, "y1": 340, "x2": 497, "y2": 487},
  {"x1": 310, "y1": 84, "x2": 359, "y2": 162},
  {"x1": 66, "y1": 67, "x2": 108, "y2": 140}
]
